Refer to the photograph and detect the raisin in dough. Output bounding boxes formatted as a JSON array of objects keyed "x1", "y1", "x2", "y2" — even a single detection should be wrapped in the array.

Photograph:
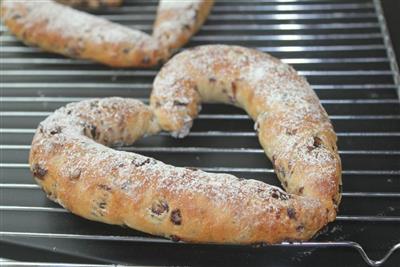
[
  {"x1": 31, "y1": 46, "x2": 341, "y2": 244},
  {"x1": 1, "y1": 0, "x2": 214, "y2": 67},
  {"x1": 150, "y1": 45, "x2": 342, "y2": 241}
]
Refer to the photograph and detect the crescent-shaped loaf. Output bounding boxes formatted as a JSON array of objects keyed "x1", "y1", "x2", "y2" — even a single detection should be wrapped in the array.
[{"x1": 30, "y1": 45, "x2": 342, "y2": 244}]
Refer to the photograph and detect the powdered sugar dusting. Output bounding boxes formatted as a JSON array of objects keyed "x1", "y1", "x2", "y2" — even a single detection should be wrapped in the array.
[
  {"x1": 154, "y1": 0, "x2": 207, "y2": 51},
  {"x1": 2, "y1": 0, "x2": 213, "y2": 66},
  {"x1": 16, "y1": 0, "x2": 151, "y2": 45},
  {"x1": 151, "y1": 45, "x2": 341, "y2": 205},
  {"x1": 153, "y1": 45, "x2": 328, "y2": 127},
  {"x1": 31, "y1": 96, "x2": 326, "y2": 233}
]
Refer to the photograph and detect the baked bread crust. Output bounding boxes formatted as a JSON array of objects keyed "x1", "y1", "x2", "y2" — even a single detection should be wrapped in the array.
[
  {"x1": 150, "y1": 45, "x2": 342, "y2": 239},
  {"x1": 0, "y1": 0, "x2": 214, "y2": 67},
  {"x1": 30, "y1": 46, "x2": 341, "y2": 244},
  {"x1": 153, "y1": 0, "x2": 215, "y2": 55},
  {"x1": 30, "y1": 97, "x2": 339, "y2": 244}
]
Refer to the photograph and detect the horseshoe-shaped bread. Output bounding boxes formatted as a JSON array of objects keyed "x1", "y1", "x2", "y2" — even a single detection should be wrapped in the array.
[
  {"x1": 0, "y1": 0, "x2": 214, "y2": 67},
  {"x1": 30, "y1": 46, "x2": 341, "y2": 244},
  {"x1": 150, "y1": 45, "x2": 342, "y2": 238}
]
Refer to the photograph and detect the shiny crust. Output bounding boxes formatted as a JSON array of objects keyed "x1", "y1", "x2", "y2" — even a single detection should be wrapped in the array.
[
  {"x1": 150, "y1": 45, "x2": 342, "y2": 241},
  {"x1": 0, "y1": 0, "x2": 214, "y2": 67}
]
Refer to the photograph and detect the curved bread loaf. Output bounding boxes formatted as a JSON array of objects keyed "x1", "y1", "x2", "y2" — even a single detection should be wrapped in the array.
[
  {"x1": 30, "y1": 96, "x2": 340, "y2": 244},
  {"x1": 30, "y1": 46, "x2": 341, "y2": 244},
  {"x1": 0, "y1": 0, "x2": 214, "y2": 67},
  {"x1": 151, "y1": 45, "x2": 342, "y2": 239}
]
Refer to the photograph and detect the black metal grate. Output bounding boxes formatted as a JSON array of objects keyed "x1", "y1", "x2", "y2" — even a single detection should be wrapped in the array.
[{"x1": 1, "y1": 0, "x2": 399, "y2": 266}]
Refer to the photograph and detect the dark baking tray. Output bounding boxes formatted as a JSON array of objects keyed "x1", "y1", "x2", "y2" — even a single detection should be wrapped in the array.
[{"x1": 0, "y1": 0, "x2": 399, "y2": 266}]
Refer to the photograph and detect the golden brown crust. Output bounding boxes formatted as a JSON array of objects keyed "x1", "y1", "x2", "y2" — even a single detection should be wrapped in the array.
[
  {"x1": 150, "y1": 45, "x2": 342, "y2": 232},
  {"x1": 0, "y1": 0, "x2": 162, "y2": 67},
  {"x1": 30, "y1": 46, "x2": 341, "y2": 244},
  {"x1": 0, "y1": 0, "x2": 214, "y2": 67},
  {"x1": 153, "y1": 0, "x2": 215, "y2": 54},
  {"x1": 30, "y1": 97, "x2": 334, "y2": 244}
]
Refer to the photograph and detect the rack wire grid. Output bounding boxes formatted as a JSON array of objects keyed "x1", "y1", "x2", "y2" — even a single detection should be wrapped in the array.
[{"x1": 0, "y1": 0, "x2": 400, "y2": 266}]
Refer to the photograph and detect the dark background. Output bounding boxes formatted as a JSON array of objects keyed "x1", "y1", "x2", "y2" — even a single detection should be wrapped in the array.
[{"x1": 382, "y1": 0, "x2": 400, "y2": 64}]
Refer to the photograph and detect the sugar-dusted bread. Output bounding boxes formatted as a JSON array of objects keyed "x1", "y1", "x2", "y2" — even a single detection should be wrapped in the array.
[
  {"x1": 30, "y1": 46, "x2": 341, "y2": 244},
  {"x1": 0, "y1": 0, "x2": 214, "y2": 67},
  {"x1": 30, "y1": 97, "x2": 339, "y2": 244},
  {"x1": 150, "y1": 45, "x2": 342, "y2": 240}
]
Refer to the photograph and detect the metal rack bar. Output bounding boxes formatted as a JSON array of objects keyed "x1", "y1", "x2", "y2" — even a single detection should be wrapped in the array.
[{"x1": 1, "y1": 0, "x2": 399, "y2": 266}]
